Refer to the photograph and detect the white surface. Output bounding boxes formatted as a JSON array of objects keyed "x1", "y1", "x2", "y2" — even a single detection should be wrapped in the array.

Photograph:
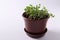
[{"x1": 0, "y1": 0, "x2": 60, "y2": 40}]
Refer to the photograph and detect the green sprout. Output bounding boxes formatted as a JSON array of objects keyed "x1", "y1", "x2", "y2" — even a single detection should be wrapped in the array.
[{"x1": 24, "y1": 4, "x2": 54, "y2": 20}]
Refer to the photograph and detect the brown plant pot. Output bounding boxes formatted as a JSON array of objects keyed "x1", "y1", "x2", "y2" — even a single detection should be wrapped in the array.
[{"x1": 22, "y1": 12, "x2": 49, "y2": 38}]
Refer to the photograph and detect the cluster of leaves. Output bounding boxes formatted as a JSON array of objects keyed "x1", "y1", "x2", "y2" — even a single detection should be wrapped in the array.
[{"x1": 24, "y1": 4, "x2": 54, "y2": 19}]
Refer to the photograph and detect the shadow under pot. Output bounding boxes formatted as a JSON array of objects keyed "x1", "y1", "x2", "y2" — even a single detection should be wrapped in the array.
[{"x1": 22, "y1": 12, "x2": 49, "y2": 38}]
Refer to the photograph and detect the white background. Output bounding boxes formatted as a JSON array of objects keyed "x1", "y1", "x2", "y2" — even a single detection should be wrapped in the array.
[{"x1": 0, "y1": 0, "x2": 60, "y2": 40}]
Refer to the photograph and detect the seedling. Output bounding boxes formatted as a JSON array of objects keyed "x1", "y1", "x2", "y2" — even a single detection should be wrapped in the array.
[{"x1": 24, "y1": 4, "x2": 54, "y2": 20}]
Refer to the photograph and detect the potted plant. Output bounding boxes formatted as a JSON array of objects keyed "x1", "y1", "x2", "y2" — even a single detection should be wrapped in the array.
[{"x1": 22, "y1": 4, "x2": 54, "y2": 38}]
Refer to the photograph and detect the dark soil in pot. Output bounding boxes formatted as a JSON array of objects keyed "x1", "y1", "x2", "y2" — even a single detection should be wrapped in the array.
[{"x1": 22, "y1": 12, "x2": 49, "y2": 38}]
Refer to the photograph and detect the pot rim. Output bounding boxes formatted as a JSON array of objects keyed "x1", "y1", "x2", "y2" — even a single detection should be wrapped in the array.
[{"x1": 22, "y1": 12, "x2": 49, "y2": 21}]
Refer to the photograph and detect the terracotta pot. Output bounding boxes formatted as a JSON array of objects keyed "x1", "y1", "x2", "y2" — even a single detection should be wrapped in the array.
[{"x1": 22, "y1": 12, "x2": 49, "y2": 38}]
